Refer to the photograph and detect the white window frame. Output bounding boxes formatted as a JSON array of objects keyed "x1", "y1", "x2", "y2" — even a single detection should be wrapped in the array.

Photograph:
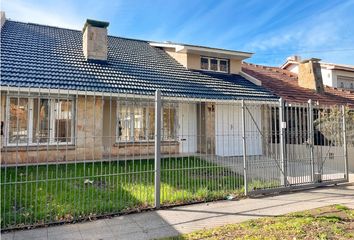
[
  {"x1": 5, "y1": 96, "x2": 75, "y2": 146},
  {"x1": 116, "y1": 101, "x2": 178, "y2": 143},
  {"x1": 200, "y1": 56, "x2": 229, "y2": 73},
  {"x1": 116, "y1": 102, "x2": 152, "y2": 143},
  {"x1": 161, "y1": 105, "x2": 178, "y2": 141}
]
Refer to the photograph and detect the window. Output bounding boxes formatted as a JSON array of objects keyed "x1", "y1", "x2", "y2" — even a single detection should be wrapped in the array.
[
  {"x1": 117, "y1": 102, "x2": 177, "y2": 142},
  {"x1": 53, "y1": 100, "x2": 73, "y2": 143},
  {"x1": 8, "y1": 98, "x2": 29, "y2": 144},
  {"x1": 200, "y1": 57, "x2": 229, "y2": 73},
  {"x1": 32, "y1": 99, "x2": 50, "y2": 143},
  {"x1": 337, "y1": 75, "x2": 354, "y2": 90},
  {"x1": 201, "y1": 57, "x2": 209, "y2": 70},
  {"x1": 162, "y1": 107, "x2": 176, "y2": 141},
  {"x1": 210, "y1": 59, "x2": 218, "y2": 71},
  {"x1": 219, "y1": 60, "x2": 228, "y2": 72},
  {"x1": 6, "y1": 96, "x2": 74, "y2": 145},
  {"x1": 117, "y1": 103, "x2": 155, "y2": 142}
]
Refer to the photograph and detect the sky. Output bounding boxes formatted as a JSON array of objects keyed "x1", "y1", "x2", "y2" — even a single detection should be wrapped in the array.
[{"x1": 2, "y1": 0, "x2": 354, "y2": 66}]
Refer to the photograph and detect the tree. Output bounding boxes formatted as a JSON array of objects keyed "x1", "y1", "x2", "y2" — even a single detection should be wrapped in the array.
[{"x1": 314, "y1": 106, "x2": 354, "y2": 147}]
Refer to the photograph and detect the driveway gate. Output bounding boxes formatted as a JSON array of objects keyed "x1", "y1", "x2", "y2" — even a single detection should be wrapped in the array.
[{"x1": 244, "y1": 99, "x2": 349, "y2": 195}]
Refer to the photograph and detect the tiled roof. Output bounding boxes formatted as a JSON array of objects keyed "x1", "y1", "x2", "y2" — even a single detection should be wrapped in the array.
[
  {"x1": 242, "y1": 62, "x2": 354, "y2": 107},
  {"x1": 0, "y1": 20, "x2": 276, "y2": 100}
]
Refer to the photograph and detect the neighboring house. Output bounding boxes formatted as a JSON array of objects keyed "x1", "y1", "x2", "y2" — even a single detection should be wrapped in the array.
[
  {"x1": 281, "y1": 56, "x2": 354, "y2": 90},
  {"x1": 0, "y1": 13, "x2": 277, "y2": 164},
  {"x1": 242, "y1": 61, "x2": 354, "y2": 172},
  {"x1": 243, "y1": 61, "x2": 354, "y2": 106}
]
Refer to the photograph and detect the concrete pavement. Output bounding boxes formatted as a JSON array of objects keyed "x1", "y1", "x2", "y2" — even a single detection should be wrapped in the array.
[{"x1": 2, "y1": 180, "x2": 354, "y2": 240}]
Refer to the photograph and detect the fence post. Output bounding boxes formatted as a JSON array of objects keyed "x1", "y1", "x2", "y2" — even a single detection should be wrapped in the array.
[
  {"x1": 308, "y1": 99, "x2": 315, "y2": 182},
  {"x1": 279, "y1": 98, "x2": 287, "y2": 186},
  {"x1": 154, "y1": 90, "x2": 161, "y2": 208},
  {"x1": 241, "y1": 100, "x2": 248, "y2": 196},
  {"x1": 342, "y1": 105, "x2": 349, "y2": 182}
]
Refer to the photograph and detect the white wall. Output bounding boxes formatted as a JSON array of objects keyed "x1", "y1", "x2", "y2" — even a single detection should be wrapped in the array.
[
  {"x1": 178, "y1": 103, "x2": 197, "y2": 153},
  {"x1": 320, "y1": 68, "x2": 334, "y2": 87},
  {"x1": 287, "y1": 64, "x2": 299, "y2": 74},
  {"x1": 215, "y1": 104, "x2": 262, "y2": 156},
  {"x1": 320, "y1": 69, "x2": 354, "y2": 89}
]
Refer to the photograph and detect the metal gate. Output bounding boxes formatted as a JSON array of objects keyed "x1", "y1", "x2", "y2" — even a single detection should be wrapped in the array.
[{"x1": 245, "y1": 99, "x2": 349, "y2": 195}]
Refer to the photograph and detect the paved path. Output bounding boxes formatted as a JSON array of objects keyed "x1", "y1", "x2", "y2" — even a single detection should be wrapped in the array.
[
  {"x1": 208, "y1": 155, "x2": 347, "y2": 184},
  {"x1": 2, "y1": 180, "x2": 354, "y2": 240}
]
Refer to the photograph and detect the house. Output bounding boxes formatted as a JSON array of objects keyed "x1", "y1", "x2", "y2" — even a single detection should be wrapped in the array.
[
  {"x1": 1, "y1": 12, "x2": 350, "y2": 231},
  {"x1": 0, "y1": 13, "x2": 278, "y2": 164},
  {"x1": 281, "y1": 56, "x2": 354, "y2": 90}
]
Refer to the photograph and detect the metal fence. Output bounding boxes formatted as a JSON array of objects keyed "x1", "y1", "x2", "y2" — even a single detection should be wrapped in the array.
[{"x1": 0, "y1": 87, "x2": 349, "y2": 230}]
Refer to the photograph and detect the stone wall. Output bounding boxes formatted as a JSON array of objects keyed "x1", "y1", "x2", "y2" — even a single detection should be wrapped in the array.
[
  {"x1": 298, "y1": 59, "x2": 325, "y2": 93},
  {"x1": 75, "y1": 95, "x2": 104, "y2": 160},
  {"x1": 82, "y1": 24, "x2": 108, "y2": 61},
  {"x1": 105, "y1": 142, "x2": 179, "y2": 159}
]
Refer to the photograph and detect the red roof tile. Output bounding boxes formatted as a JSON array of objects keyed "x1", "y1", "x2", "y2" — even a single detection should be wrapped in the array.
[{"x1": 242, "y1": 62, "x2": 354, "y2": 107}]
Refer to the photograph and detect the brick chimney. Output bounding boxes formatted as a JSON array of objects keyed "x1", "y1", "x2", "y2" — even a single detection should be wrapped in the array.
[
  {"x1": 298, "y1": 58, "x2": 325, "y2": 94},
  {"x1": 1, "y1": 11, "x2": 6, "y2": 29},
  {"x1": 82, "y1": 19, "x2": 109, "y2": 61}
]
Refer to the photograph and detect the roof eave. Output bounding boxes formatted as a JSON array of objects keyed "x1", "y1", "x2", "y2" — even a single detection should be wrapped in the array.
[
  {"x1": 149, "y1": 42, "x2": 253, "y2": 60},
  {"x1": 322, "y1": 64, "x2": 354, "y2": 72},
  {"x1": 177, "y1": 45, "x2": 252, "y2": 60},
  {"x1": 280, "y1": 60, "x2": 298, "y2": 69}
]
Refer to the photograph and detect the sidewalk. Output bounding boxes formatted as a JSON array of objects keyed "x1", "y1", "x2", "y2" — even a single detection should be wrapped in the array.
[{"x1": 2, "y1": 181, "x2": 354, "y2": 240}]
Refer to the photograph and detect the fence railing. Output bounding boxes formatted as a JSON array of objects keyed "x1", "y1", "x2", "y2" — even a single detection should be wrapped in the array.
[{"x1": 0, "y1": 87, "x2": 349, "y2": 230}]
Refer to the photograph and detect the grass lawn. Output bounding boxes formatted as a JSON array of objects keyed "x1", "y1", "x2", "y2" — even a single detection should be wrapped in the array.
[
  {"x1": 163, "y1": 205, "x2": 354, "y2": 240},
  {"x1": 1, "y1": 157, "x2": 243, "y2": 229}
]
